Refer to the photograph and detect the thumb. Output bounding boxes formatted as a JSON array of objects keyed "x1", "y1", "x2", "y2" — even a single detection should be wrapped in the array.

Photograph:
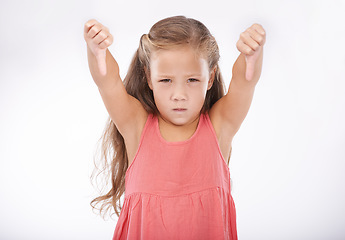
[
  {"x1": 245, "y1": 55, "x2": 255, "y2": 81},
  {"x1": 95, "y1": 50, "x2": 107, "y2": 76},
  {"x1": 244, "y1": 49, "x2": 261, "y2": 81}
]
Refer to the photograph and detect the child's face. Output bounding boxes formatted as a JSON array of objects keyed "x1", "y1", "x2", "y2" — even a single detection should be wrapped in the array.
[{"x1": 148, "y1": 45, "x2": 213, "y2": 126}]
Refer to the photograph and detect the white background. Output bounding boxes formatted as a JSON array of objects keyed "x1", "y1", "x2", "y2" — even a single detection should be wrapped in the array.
[{"x1": 1, "y1": 0, "x2": 345, "y2": 239}]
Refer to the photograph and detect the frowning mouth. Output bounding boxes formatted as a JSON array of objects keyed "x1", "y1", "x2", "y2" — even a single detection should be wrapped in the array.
[{"x1": 173, "y1": 108, "x2": 187, "y2": 112}]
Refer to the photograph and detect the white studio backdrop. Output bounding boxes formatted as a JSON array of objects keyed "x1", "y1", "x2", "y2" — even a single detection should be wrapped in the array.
[{"x1": 1, "y1": 0, "x2": 344, "y2": 239}]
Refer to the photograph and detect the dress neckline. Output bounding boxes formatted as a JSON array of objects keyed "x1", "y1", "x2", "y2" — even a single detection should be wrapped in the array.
[{"x1": 155, "y1": 114, "x2": 205, "y2": 145}]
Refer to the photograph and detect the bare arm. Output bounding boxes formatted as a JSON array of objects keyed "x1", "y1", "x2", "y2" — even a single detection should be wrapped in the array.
[
  {"x1": 86, "y1": 45, "x2": 120, "y2": 89},
  {"x1": 210, "y1": 24, "x2": 266, "y2": 138},
  {"x1": 84, "y1": 19, "x2": 147, "y2": 136}
]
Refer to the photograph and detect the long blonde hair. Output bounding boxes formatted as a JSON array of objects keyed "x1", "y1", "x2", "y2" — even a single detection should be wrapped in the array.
[{"x1": 91, "y1": 15, "x2": 227, "y2": 218}]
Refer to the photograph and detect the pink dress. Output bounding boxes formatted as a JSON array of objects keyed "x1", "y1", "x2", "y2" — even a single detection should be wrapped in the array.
[{"x1": 113, "y1": 113, "x2": 238, "y2": 240}]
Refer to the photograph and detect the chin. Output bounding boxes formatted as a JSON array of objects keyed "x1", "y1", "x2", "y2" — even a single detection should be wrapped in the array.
[
  {"x1": 164, "y1": 112, "x2": 200, "y2": 127},
  {"x1": 170, "y1": 118, "x2": 189, "y2": 126},
  {"x1": 161, "y1": 115, "x2": 184, "y2": 126}
]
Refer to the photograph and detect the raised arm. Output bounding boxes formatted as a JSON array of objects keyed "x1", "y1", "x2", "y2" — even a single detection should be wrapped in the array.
[
  {"x1": 84, "y1": 19, "x2": 147, "y2": 137},
  {"x1": 210, "y1": 24, "x2": 266, "y2": 138}
]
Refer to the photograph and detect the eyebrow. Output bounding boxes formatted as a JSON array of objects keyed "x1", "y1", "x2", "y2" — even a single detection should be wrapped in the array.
[{"x1": 156, "y1": 74, "x2": 202, "y2": 78}]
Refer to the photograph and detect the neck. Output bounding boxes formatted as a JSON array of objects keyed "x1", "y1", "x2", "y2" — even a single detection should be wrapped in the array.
[{"x1": 157, "y1": 114, "x2": 200, "y2": 142}]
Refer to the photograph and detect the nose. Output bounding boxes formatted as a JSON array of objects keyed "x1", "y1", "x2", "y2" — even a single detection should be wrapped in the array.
[{"x1": 171, "y1": 83, "x2": 187, "y2": 101}]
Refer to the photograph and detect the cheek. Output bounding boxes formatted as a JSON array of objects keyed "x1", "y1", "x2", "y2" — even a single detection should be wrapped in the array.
[
  {"x1": 154, "y1": 85, "x2": 167, "y2": 93},
  {"x1": 152, "y1": 87, "x2": 169, "y2": 106},
  {"x1": 189, "y1": 85, "x2": 208, "y2": 105},
  {"x1": 191, "y1": 83, "x2": 208, "y2": 97}
]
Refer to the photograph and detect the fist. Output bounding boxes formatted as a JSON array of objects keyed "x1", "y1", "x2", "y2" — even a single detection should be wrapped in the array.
[
  {"x1": 84, "y1": 19, "x2": 114, "y2": 76},
  {"x1": 236, "y1": 24, "x2": 266, "y2": 81}
]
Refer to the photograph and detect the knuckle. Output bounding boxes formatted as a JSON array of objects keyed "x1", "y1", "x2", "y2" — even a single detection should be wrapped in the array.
[
  {"x1": 88, "y1": 19, "x2": 99, "y2": 28},
  {"x1": 99, "y1": 30, "x2": 107, "y2": 38},
  {"x1": 85, "y1": 19, "x2": 94, "y2": 25},
  {"x1": 257, "y1": 36, "x2": 263, "y2": 43},
  {"x1": 103, "y1": 39, "x2": 109, "y2": 46},
  {"x1": 253, "y1": 23, "x2": 261, "y2": 29},
  {"x1": 99, "y1": 42, "x2": 105, "y2": 49},
  {"x1": 108, "y1": 35, "x2": 114, "y2": 44},
  {"x1": 100, "y1": 40, "x2": 109, "y2": 49},
  {"x1": 246, "y1": 27, "x2": 253, "y2": 33},
  {"x1": 96, "y1": 23, "x2": 103, "y2": 30},
  {"x1": 246, "y1": 48, "x2": 253, "y2": 55},
  {"x1": 259, "y1": 36, "x2": 266, "y2": 45},
  {"x1": 236, "y1": 40, "x2": 242, "y2": 49},
  {"x1": 256, "y1": 24, "x2": 266, "y2": 36},
  {"x1": 89, "y1": 26, "x2": 99, "y2": 35}
]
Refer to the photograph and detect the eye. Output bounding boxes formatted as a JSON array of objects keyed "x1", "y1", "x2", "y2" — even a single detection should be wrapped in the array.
[
  {"x1": 188, "y1": 78, "x2": 199, "y2": 83},
  {"x1": 159, "y1": 79, "x2": 171, "y2": 83}
]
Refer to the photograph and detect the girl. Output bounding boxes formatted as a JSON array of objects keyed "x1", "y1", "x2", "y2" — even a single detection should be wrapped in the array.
[{"x1": 84, "y1": 16, "x2": 265, "y2": 240}]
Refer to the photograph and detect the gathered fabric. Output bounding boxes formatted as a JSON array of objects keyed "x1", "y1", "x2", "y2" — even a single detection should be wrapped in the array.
[{"x1": 113, "y1": 113, "x2": 237, "y2": 240}]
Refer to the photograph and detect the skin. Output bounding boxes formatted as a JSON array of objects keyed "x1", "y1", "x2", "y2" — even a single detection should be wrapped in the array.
[
  {"x1": 147, "y1": 46, "x2": 215, "y2": 142},
  {"x1": 84, "y1": 19, "x2": 266, "y2": 165}
]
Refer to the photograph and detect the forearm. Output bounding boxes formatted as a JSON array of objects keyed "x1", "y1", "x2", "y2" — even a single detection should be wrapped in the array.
[
  {"x1": 231, "y1": 51, "x2": 263, "y2": 90},
  {"x1": 87, "y1": 47, "x2": 121, "y2": 89}
]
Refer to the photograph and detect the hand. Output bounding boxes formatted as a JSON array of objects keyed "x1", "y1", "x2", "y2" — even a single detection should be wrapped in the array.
[
  {"x1": 236, "y1": 24, "x2": 266, "y2": 81},
  {"x1": 84, "y1": 19, "x2": 114, "y2": 76}
]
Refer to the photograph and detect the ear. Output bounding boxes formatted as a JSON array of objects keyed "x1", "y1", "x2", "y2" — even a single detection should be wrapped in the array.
[
  {"x1": 207, "y1": 66, "x2": 217, "y2": 90},
  {"x1": 144, "y1": 66, "x2": 153, "y2": 90}
]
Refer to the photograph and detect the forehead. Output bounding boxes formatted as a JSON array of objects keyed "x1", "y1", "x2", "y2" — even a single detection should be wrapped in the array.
[{"x1": 150, "y1": 46, "x2": 209, "y2": 76}]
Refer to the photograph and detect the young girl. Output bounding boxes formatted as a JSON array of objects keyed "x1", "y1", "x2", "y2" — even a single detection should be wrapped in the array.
[{"x1": 84, "y1": 16, "x2": 265, "y2": 240}]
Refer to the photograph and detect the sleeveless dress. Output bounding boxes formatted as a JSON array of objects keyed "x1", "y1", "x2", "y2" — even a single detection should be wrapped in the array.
[{"x1": 113, "y1": 113, "x2": 238, "y2": 240}]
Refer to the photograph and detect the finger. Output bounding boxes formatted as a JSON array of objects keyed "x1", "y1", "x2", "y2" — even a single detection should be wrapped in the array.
[
  {"x1": 99, "y1": 35, "x2": 113, "y2": 49},
  {"x1": 84, "y1": 19, "x2": 98, "y2": 34},
  {"x1": 251, "y1": 24, "x2": 266, "y2": 46},
  {"x1": 236, "y1": 40, "x2": 254, "y2": 55},
  {"x1": 242, "y1": 30, "x2": 261, "y2": 52},
  {"x1": 252, "y1": 23, "x2": 266, "y2": 35},
  {"x1": 85, "y1": 23, "x2": 106, "y2": 39},
  {"x1": 246, "y1": 28, "x2": 264, "y2": 48},
  {"x1": 107, "y1": 34, "x2": 114, "y2": 45},
  {"x1": 93, "y1": 30, "x2": 109, "y2": 45},
  {"x1": 96, "y1": 50, "x2": 107, "y2": 76}
]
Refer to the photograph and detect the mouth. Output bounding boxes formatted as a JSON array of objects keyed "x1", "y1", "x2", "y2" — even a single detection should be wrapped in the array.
[{"x1": 173, "y1": 108, "x2": 187, "y2": 112}]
